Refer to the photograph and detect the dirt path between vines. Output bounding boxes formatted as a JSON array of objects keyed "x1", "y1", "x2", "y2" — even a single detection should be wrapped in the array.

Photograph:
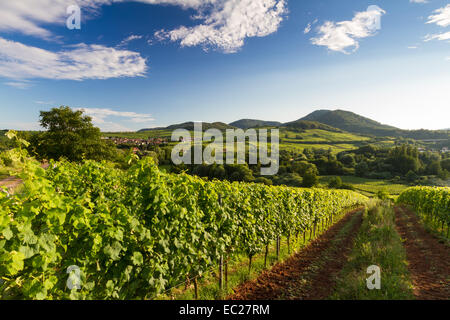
[
  {"x1": 394, "y1": 206, "x2": 450, "y2": 300},
  {"x1": 0, "y1": 176, "x2": 22, "y2": 190},
  {"x1": 228, "y1": 208, "x2": 363, "y2": 300}
]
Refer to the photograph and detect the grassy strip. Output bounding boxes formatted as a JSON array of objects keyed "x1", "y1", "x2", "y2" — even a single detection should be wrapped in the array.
[
  {"x1": 330, "y1": 203, "x2": 414, "y2": 300},
  {"x1": 156, "y1": 207, "x2": 362, "y2": 300}
]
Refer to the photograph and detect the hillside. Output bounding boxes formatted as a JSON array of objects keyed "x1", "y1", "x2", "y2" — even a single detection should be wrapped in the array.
[
  {"x1": 300, "y1": 110, "x2": 398, "y2": 136},
  {"x1": 136, "y1": 109, "x2": 448, "y2": 142},
  {"x1": 300, "y1": 110, "x2": 450, "y2": 140},
  {"x1": 139, "y1": 121, "x2": 235, "y2": 132},
  {"x1": 230, "y1": 119, "x2": 282, "y2": 129},
  {"x1": 283, "y1": 120, "x2": 343, "y2": 132}
]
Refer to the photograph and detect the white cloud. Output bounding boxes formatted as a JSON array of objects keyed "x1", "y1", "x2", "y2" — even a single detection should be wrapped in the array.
[
  {"x1": 0, "y1": 121, "x2": 42, "y2": 131},
  {"x1": 311, "y1": 6, "x2": 385, "y2": 54},
  {"x1": 427, "y1": 4, "x2": 450, "y2": 27},
  {"x1": 410, "y1": 0, "x2": 428, "y2": 4},
  {"x1": 117, "y1": 34, "x2": 143, "y2": 47},
  {"x1": 0, "y1": 1, "x2": 218, "y2": 39},
  {"x1": 35, "y1": 100, "x2": 55, "y2": 105},
  {"x1": 75, "y1": 107, "x2": 155, "y2": 131},
  {"x1": 424, "y1": 5, "x2": 450, "y2": 44},
  {"x1": 3, "y1": 81, "x2": 33, "y2": 89},
  {"x1": 304, "y1": 19, "x2": 317, "y2": 35},
  {"x1": 0, "y1": 0, "x2": 287, "y2": 54},
  {"x1": 424, "y1": 31, "x2": 450, "y2": 41},
  {"x1": 0, "y1": 1, "x2": 107, "y2": 39},
  {"x1": 0, "y1": 37, "x2": 147, "y2": 81},
  {"x1": 155, "y1": 0, "x2": 287, "y2": 53},
  {"x1": 77, "y1": 107, "x2": 154, "y2": 123}
]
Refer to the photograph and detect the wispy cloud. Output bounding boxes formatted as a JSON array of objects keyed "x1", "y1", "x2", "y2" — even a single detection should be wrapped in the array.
[
  {"x1": 77, "y1": 107, "x2": 154, "y2": 125},
  {"x1": 35, "y1": 100, "x2": 55, "y2": 105},
  {"x1": 0, "y1": 121, "x2": 42, "y2": 131},
  {"x1": 0, "y1": 37, "x2": 147, "y2": 81},
  {"x1": 117, "y1": 34, "x2": 143, "y2": 48},
  {"x1": 3, "y1": 81, "x2": 32, "y2": 89},
  {"x1": 424, "y1": 5, "x2": 450, "y2": 44},
  {"x1": 426, "y1": 4, "x2": 450, "y2": 27},
  {"x1": 310, "y1": 6, "x2": 385, "y2": 54},
  {"x1": 304, "y1": 19, "x2": 318, "y2": 34},
  {"x1": 424, "y1": 31, "x2": 450, "y2": 41}
]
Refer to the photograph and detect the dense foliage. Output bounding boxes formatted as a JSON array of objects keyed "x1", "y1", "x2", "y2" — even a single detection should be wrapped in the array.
[
  {"x1": 29, "y1": 106, "x2": 117, "y2": 162},
  {"x1": 397, "y1": 187, "x2": 449, "y2": 231},
  {"x1": 0, "y1": 139, "x2": 367, "y2": 300}
]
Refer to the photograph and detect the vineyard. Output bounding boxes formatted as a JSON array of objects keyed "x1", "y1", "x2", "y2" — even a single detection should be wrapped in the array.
[
  {"x1": 0, "y1": 145, "x2": 367, "y2": 300},
  {"x1": 397, "y1": 187, "x2": 450, "y2": 236}
]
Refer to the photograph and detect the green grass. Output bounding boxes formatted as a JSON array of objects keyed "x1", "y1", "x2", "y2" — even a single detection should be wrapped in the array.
[
  {"x1": 281, "y1": 129, "x2": 370, "y2": 143},
  {"x1": 330, "y1": 203, "x2": 414, "y2": 300},
  {"x1": 155, "y1": 208, "x2": 359, "y2": 300},
  {"x1": 320, "y1": 176, "x2": 409, "y2": 196},
  {"x1": 102, "y1": 128, "x2": 390, "y2": 155}
]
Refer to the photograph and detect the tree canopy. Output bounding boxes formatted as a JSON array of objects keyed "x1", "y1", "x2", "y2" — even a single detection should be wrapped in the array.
[{"x1": 32, "y1": 106, "x2": 115, "y2": 162}]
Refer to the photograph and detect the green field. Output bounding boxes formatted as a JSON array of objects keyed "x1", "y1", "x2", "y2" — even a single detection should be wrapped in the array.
[
  {"x1": 103, "y1": 127, "x2": 394, "y2": 155},
  {"x1": 320, "y1": 176, "x2": 410, "y2": 196}
]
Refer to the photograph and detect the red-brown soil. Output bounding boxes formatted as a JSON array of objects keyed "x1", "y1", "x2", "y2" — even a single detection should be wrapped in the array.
[
  {"x1": 394, "y1": 206, "x2": 450, "y2": 300},
  {"x1": 228, "y1": 208, "x2": 363, "y2": 300},
  {"x1": 0, "y1": 176, "x2": 22, "y2": 190}
]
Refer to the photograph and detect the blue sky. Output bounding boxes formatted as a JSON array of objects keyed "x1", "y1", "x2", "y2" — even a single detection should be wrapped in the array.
[{"x1": 0, "y1": 0, "x2": 449, "y2": 131}]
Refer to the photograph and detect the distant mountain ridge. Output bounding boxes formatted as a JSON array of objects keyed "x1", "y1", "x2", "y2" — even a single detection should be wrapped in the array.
[
  {"x1": 229, "y1": 119, "x2": 282, "y2": 129},
  {"x1": 138, "y1": 109, "x2": 449, "y2": 140},
  {"x1": 139, "y1": 122, "x2": 235, "y2": 132}
]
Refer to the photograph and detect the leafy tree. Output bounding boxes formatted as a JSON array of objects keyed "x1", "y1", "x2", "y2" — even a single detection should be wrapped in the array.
[
  {"x1": 441, "y1": 159, "x2": 450, "y2": 172},
  {"x1": 355, "y1": 161, "x2": 369, "y2": 177},
  {"x1": 340, "y1": 154, "x2": 356, "y2": 167},
  {"x1": 255, "y1": 177, "x2": 273, "y2": 186},
  {"x1": 32, "y1": 106, "x2": 116, "y2": 162},
  {"x1": 405, "y1": 170, "x2": 419, "y2": 183},
  {"x1": 302, "y1": 168, "x2": 319, "y2": 188},
  {"x1": 328, "y1": 176, "x2": 343, "y2": 189},
  {"x1": 426, "y1": 160, "x2": 442, "y2": 175}
]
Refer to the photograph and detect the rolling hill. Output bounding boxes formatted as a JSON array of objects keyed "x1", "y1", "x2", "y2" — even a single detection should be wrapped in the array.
[
  {"x1": 283, "y1": 120, "x2": 343, "y2": 132},
  {"x1": 137, "y1": 110, "x2": 449, "y2": 141},
  {"x1": 230, "y1": 119, "x2": 282, "y2": 129},
  {"x1": 299, "y1": 110, "x2": 398, "y2": 136},
  {"x1": 139, "y1": 122, "x2": 235, "y2": 132}
]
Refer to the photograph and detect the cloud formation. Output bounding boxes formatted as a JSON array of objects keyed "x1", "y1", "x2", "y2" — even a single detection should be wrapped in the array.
[
  {"x1": 0, "y1": 0, "x2": 286, "y2": 53},
  {"x1": 426, "y1": 4, "x2": 450, "y2": 27},
  {"x1": 424, "y1": 5, "x2": 450, "y2": 43},
  {"x1": 311, "y1": 6, "x2": 385, "y2": 54},
  {"x1": 0, "y1": 37, "x2": 147, "y2": 81},
  {"x1": 155, "y1": 0, "x2": 287, "y2": 53},
  {"x1": 76, "y1": 107, "x2": 155, "y2": 131}
]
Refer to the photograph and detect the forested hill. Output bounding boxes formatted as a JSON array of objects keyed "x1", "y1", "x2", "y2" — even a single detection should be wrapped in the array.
[
  {"x1": 230, "y1": 119, "x2": 283, "y2": 129},
  {"x1": 299, "y1": 110, "x2": 398, "y2": 136},
  {"x1": 299, "y1": 110, "x2": 449, "y2": 139},
  {"x1": 139, "y1": 122, "x2": 235, "y2": 132},
  {"x1": 137, "y1": 109, "x2": 448, "y2": 140}
]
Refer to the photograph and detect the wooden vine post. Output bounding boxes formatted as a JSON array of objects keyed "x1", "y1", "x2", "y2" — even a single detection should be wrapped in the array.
[{"x1": 219, "y1": 255, "x2": 223, "y2": 291}]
